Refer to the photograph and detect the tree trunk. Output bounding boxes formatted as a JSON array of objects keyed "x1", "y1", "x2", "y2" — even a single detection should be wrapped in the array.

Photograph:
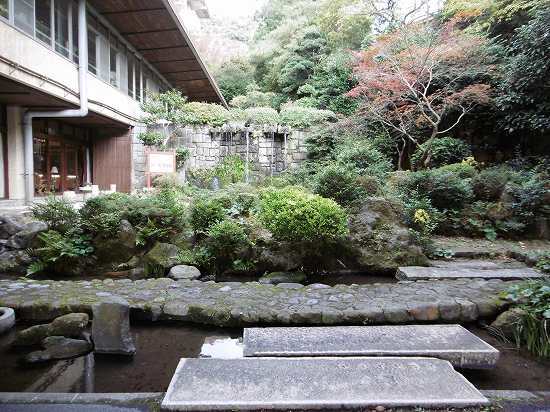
[{"x1": 419, "y1": 127, "x2": 439, "y2": 169}]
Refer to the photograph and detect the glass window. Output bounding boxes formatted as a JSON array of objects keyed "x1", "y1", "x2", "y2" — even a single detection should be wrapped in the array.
[
  {"x1": 88, "y1": 29, "x2": 97, "y2": 74},
  {"x1": 1, "y1": 0, "x2": 9, "y2": 19},
  {"x1": 109, "y1": 43, "x2": 119, "y2": 87},
  {"x1": 14, "y1": 0, "x2": 35, "y2": 36},
  {"x1": 98, "y1": 25, "x2": 110, "y2": 82},
  {"x1": 72, "y1": 1, "x2": 79, "y2": 63},
  {"x1": 135, "y1": 61, "x2": 142, "y2": 101},
  {"x1": 54, "y1": 0, "x2": 70, "y2": 57},
  {"x1": 127, "y1": 53, "x2": 135, "y2": 98},
  {"x1": 35, "y1": 0, "x2": 52, "y2": 45}
]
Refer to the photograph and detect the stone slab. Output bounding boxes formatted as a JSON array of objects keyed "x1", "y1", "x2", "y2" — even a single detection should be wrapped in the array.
[
  {"x1": 91, "y1": 299, "x2": 135, "y2": 356},
  {"x1": 397, "y1": 266, "x2": 543, "y2": 280},
  {"x1": 243, "y1": 325, "x2": 499, "y2": 369},
  {"x1": 429, "y1": 260, "x2": 524, "y2": 269},
  {"x1": 161, "y1": 357, "x2": 489, "y2": 411}
]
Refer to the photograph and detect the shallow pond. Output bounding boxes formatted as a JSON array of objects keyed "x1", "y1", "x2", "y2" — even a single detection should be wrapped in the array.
[{"x1": 0, "y1": 324, "x2": 548, "y2": 393}]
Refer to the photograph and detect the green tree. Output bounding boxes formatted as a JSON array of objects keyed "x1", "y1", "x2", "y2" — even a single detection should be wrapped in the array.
[
  {"x1": 303, "y1": 51, "x2": 358, "y2": 115},
  {"x1": 214, "y1": 58, "x2": 255, "y2": 102},
  {"x1": 496, "y1": 7, "x2": 550, "y2": 134},
  {"x1": 317, "y1": 0, "x2": 372, "y2": 50}
]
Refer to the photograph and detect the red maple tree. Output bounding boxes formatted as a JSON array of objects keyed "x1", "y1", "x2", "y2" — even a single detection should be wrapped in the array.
[{"x1": 349, "y1": 21, "x2": 492, "y2": 168}]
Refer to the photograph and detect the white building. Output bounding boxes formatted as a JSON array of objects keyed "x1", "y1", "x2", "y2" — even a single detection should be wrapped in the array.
[{"x1": 0, "y1": 0, "x2": 225, "y2": 202}]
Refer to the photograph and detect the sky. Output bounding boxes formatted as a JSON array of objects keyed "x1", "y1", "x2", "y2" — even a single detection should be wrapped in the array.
[
  {"x1": 206, "y1": 0, "x2": 266, "y2": 19},
  {"x1": 206, "y1": 0, "x2": 442, "y2": 20}
]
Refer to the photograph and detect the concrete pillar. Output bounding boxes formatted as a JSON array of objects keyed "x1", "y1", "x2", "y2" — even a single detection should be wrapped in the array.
[{"x1": 6, "y1": 106, "x2": 26, "y2": 200}]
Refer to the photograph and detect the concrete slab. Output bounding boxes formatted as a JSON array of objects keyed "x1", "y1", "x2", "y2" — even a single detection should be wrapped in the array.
[
  {"x1": 428, "y1": 260, "x2": 525, "y2": 269},
  {"x1": 397, "y1": 266, "x2": 543, "y2": 280},
  {"x1": 161, "y1": 357, "x2": 489, "y2": 411},
  {"x1": 243, "y1": 325, "x2": 499, "y2": 369}
]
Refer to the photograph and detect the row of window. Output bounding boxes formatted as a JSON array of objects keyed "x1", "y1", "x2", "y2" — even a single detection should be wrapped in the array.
[{"x1": 0, "y1": 0, "x2": 170, "y2": 102}]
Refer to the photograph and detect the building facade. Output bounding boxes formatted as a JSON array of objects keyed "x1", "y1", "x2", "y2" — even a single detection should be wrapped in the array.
[{"x1": 0, "y1": 0, "x2": 225, "y2": 202}]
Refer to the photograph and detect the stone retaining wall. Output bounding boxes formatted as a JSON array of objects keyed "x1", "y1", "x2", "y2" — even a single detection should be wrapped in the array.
[
  {"x1": 132, "y1": 126, "x2": 309, "y2": 189},
  {"x1": 0, "y1": 278, "x2": 514, "y2": 327}
]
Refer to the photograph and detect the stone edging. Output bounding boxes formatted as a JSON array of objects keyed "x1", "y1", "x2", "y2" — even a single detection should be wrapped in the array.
[{"x1": 0, "y1": 278, "x2": 516, "y2": 327}]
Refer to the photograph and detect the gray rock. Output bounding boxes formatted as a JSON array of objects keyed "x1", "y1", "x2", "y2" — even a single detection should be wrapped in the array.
[
  {"x1": 490, "y1": 307, "x2": 526, "y2": 340},
  {"x1": 49, "y1": 313, "x2": 89, "y2": 337},
  {"x1": 397, "y1": 266, "x2": 544, "y2": 280},
  {"x1": 276, "y1": 283, "x2": 303, "y2": 289},
  {"x1": 6, "y1": 221, "x2": 48, "y2": 249},
  {"x1": 143, "y1": 242, "x2": 181, "y2": 276},
  {"x1": 258, "y1": 271, "x2": 306, "y2": 285},
  {"x1": 161, "y1": 357, "x2": 489, "y2": 411},
  {"x1": 13, "y1": 313, "x2": 89, "y2": 345},
  {"x1": 0, "y1": 307, "x2": 15, "y2": 334},
  {"x1": 168, "y1": 265, "x2": 201, "y2": 281},
  {"x1": 13, "y1": 324, "x2": 50, "y2": 346},
  {"x1": 0, "y1": 250, "x2": 32, "y2": 274},
  {"x1": 92, "y1": 299, "x2": 135, "y2": 356},
  {"x1": 243, "y1": 325, "x2": 500, "y2": 369},
  {"x1": 94, "y1": 220, "x2": 137, "y2": 265},
  {"x1": 23, "y1": 336, "x2": 92, "y2": 363},
  {"x1": 0, "y1": 216, "x2": 24, "y2": 239}
]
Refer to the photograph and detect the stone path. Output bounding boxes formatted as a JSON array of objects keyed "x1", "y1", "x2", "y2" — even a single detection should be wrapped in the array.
[
  {"x1": 162, "y1": 357, "x2": 489, "y2": 411},
  {"x1": 397, "y1": 266, "x2": 543, "y2": 281},
  {"x1": 242, "y1": 325, "x2": 499, "y2": 369},
  {"x1": 0, "y1": 278, "x2": 515, "y2": 327}
]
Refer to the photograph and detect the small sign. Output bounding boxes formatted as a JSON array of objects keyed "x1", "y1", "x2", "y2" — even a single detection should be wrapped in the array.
[{"x1": 148, "y1": 152, "x2": 176, "y2": 174}]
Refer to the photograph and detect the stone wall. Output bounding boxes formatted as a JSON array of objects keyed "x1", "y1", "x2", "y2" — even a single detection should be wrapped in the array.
[{"x1": 132, "y1": 126, "x2": 310, "y2": 189}]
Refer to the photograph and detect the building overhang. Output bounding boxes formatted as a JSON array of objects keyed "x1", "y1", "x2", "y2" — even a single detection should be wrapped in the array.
[{"x1": 88, "y1": 0, "x2": 227, "y2": 107}]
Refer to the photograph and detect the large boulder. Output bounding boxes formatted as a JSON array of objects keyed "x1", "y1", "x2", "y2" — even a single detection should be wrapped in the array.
[
  {"x1": 0, "y1": 250, "x2": 33, "y2": 274},
  {"x1": 143, "y1": 242, "x2": 181, "y2": 276},
  {"x1": 490, "y1": 307, "x2": 526, "y2": 340},
  {"x1": 92, "y1": 298, "x2": 135, "y2": 356},
  {"x1": 94, "y1": 220, "x2": 137, "y2": 265},
  {"x1": 259, "y1": 272, "x2": 307, "y2": 285},
  {"x1": 6, "y1": 221, "x2": 48, "y2": 249},
  {"x1": 23, "y1": 336, "x2": 92, "y2": 364},
  {"x1": 168, "y1": 265, "x2": 202, "y2": 280},
  {"x1": 13, "y1": 313, "x2": 89, "y2": 346},
  {"x1": 343, "y1": 197, "x2": 428, "y2": 272}
]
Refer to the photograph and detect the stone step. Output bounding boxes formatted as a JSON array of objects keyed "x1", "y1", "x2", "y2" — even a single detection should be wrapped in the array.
[
  {"x1": 161, "y1": 357, "x2": 489, "y2": 411},
  {"x1": 429, "y1": 259, "x2": 525, "y2": 270},
  {"x1": 243, "y1": 325, "x2": 499, "y2": 369},
  {"x1": 397, "y1": 266, "x2": 543, "y2": 281}
]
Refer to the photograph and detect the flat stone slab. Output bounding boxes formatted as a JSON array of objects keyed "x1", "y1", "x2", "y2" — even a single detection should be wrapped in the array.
[
  {"x1": 92, "y1": 299, "x2": 135, "y2": 356},
  {"x1": 429, "y1": 260, "x2": 524, "y2": 269},
  {"x1": 243, "y1": 325, "x2": 499, "y2": 369},
  {"x1": 397, "y1": 266, "x2": 543, "y2": 281},
  {"x1": 161, "y1": 357, "x2": 489, "y2": 411}
]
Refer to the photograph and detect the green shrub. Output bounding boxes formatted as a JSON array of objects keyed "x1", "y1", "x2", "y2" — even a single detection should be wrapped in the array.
[
  {"x1": 138, "y1": 131, "x2": 164, "y2": 147},
  {"x1": 27, "y1": 230, "x2": 93, "y2": 275},
  {"x1": 397, "y1": 168, "x2": 473, "y2": 211},
  {"x1": 313, "y1": 163, "x2": 365, "y2": 207},
  {"x1": 438, "y1": 162, "x2": 478, "y2": 179},
  {"x1": 79, "y1": 193, "x2": 129, "y2": 235},
  {"x1": 205, "y1": 220, "x2": 251, "y2": 274},
  {"x1": 504, "y1": 280, "x2": 550, "y2": 358},
  {"x1": 190, "y1": 197, "x2": 226, "y2": 234},
  {"x1": 258, "y1": 186, "x2": 348, "y2": 242},
  {"x1": 279, "y1": 104, "x2": 337, "y2": 128},
  {"x1": 335, "y1": 141, "x2": 392, "y2": 179},
  {"x1": 178, "y1": 102, "x2": 230, "y2": 127},
  {"x1": 473, "y1": 167, "x2": 518, "y2": 201},
  {"x1": 214, "y1": 155, "x2": 247, "y2": 186},
  {"x1": 176, "y1": 148, "x2": 190, "y2": 170},
  {"x1": 411, "y1": 137, "x2": 472, "y2": 169},
  {"x1": 507, "y1": 172, "x2": 550, "y2": 222},
  {"x1": 304, "y1": 125, "x2": 338, "y2": 161},
  {"x1": 245, "y1": 107, "x2": 280, "y2": 126},
  {"x1": 31, "y1": 197, "x2": 79, "y2": 233}
]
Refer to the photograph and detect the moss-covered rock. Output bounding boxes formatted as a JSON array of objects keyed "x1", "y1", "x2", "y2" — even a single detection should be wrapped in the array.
[
  {"x1": 143, "y1": 242, "x2": 181, "y2": 276},
  {"x1": 259, "y1": 271, "x2": 307, "y2": 285}
]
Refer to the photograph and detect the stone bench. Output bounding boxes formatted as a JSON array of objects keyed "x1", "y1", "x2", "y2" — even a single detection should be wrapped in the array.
[
  {"x1": 161, "y1": 357, "x2": 489, "y2": 411},
  {"x1": 243, "y1": 325, "x2": 499, "y2": 369},
  {"x1": 397, "y1": 266, "x2": 544, "y2": 281}
]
